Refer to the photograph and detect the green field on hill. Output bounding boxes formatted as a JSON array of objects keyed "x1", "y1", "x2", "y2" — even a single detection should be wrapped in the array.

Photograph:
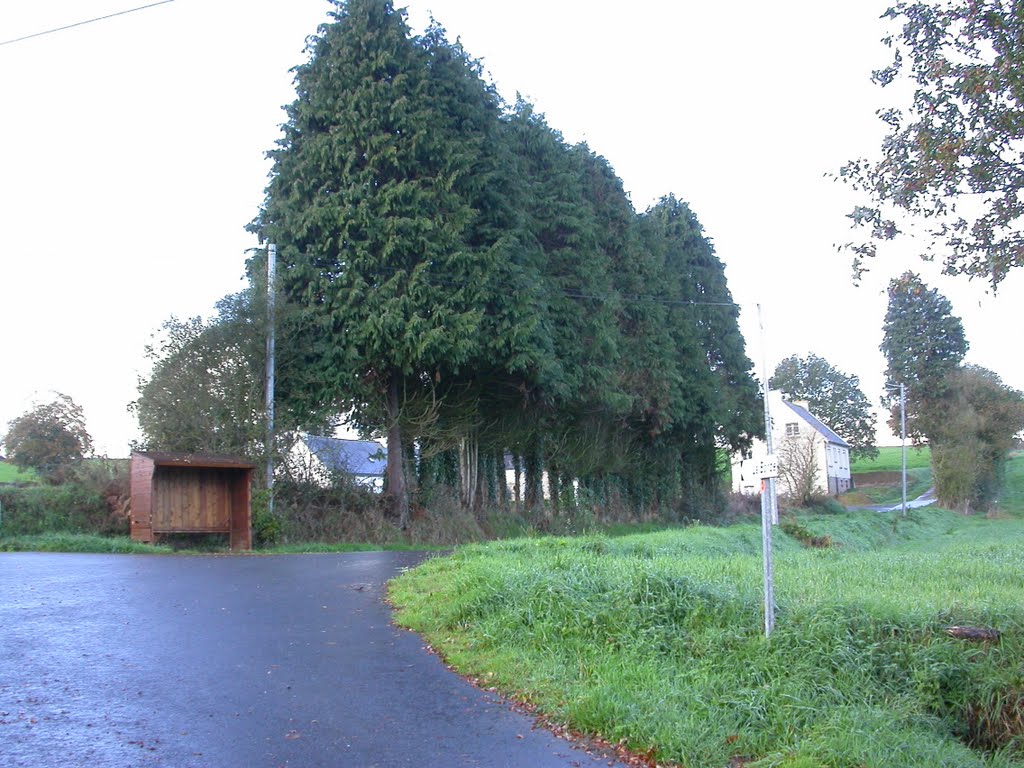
[
  {"x1": 0, "y1": 462, "x2": 37, "y2": 484},
  {"x1": 852, "y1": 444, "x2": 932, "y2": 473}
]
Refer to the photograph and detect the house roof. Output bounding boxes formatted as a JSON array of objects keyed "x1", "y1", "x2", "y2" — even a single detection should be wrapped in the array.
[
  {"x1": 303, "y1": 436, "x2": 386, "y2": 477},
  {"x1": 781, "y1": 400, "x2": 850, "y2": 448}
]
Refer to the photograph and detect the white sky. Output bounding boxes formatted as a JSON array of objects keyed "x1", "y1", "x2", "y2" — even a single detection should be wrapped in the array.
[{"x1": 2, "y1": 0, "x2": 1022, "y2": 455}]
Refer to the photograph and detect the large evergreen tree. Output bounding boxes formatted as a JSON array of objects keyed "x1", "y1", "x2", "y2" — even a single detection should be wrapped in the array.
[
  {"x1": 880, "y1": 271, "x2": 968, "y2": 442},
  {"x1": 249, "y1": 1, "x2": 529, "y2": 525},
  {"x1": 247, "y1": 0, "x2": 761, "y2": 524},
  {"x1": 642, "y1": 196, "x2": 762, "y2": 489}
]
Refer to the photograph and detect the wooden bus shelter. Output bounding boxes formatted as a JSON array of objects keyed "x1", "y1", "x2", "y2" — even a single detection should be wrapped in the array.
[{"x1": 130, "y1": 452, "x2": 255, "y2": 551}]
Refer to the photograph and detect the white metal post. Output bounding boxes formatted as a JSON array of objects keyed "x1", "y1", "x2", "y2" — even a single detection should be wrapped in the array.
[{"x1": 757, "y1": 303, "x2": 776, "y2": 638}]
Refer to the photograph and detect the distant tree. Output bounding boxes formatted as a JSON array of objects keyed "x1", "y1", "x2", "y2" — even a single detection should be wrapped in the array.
[
  {"x1": 839, "y1": 1, "x2": 1024, "y2": 286},
  {"x1": 3, "y1": 393, "x2": 93, "y2": 482},
  {"x1": 131, "y1": 290, "x2": 326, "y2": 460},
  {"x1": 879, "y1": 274, "x2": 1023, "y2": 511},
  {"x1": 132, "y1": 292, "x2": 265, "y2": 456},
  {"x1": 771, "y1": 353, "x2": 877, "y2": 460},
  {"x1": 928, "y1": 365, "x2": 1024, "y2": 512},
  {"x1": 880, "y1": 271, "x2": 968, "y2": 441}
]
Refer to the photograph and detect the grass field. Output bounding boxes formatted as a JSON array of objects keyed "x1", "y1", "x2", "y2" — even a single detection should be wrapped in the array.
[
  {"x1": 0, "y1": 462, "x2": 38, "y2": 484},
  {"x1": 390, "y1": 508, "x2": 1024, "y2": 767},
  {"x1": 852, "y1": 444, "x2": 932, "y2": 473},
  {"x1": 0, "y1": 533, "x2": 168, "y2": 554}
]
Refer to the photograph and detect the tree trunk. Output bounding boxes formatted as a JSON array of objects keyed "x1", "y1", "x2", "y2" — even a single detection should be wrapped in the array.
[
  {"x1": 560, "y1": 471, "x2": 576, "y2": 511},
  {"x1": 459, "y1": 432, "x2": 479, "y2": 512},
  {"x1": 474, "y1": 455, "x2": 486, "y2": 517},
  {"x1": 495, "y1": 450, "x2": 508, "y2": 511},
  {"x1": 548, "y1": 465, "x2": 560, "y2": 517},
  {"x1": 385, "y1": 373, "x2": 409, "y2": 529},
  {"x1": 524, "y1": 442, "x2": 542, "y2": 514},
  {"x1": 513, "y1": 454, "x2": 522, "y2": 515}
]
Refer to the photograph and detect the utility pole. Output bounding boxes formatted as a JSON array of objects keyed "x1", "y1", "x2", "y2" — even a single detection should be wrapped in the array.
[
  {"x1": 757, "y1": 304, "x2": 777, "y2": 638},
  {"x1": 900, "y1": 382, "x2": 907, "y2": 517},
  {"x1": 265, "y1": 244, "x2": 276, "y2": 516},
  {"x1": 886, "y1": 382, "x2": 908, "y2": 517}
]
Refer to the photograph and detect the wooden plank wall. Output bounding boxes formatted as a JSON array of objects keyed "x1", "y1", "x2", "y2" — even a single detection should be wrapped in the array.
[
  {"x1": 229, "y1": 468, "x2": 253, "y2": 550},
  {"x1": 129, "y1": 454, "x2": 155, "y2": 542},
  {"x1": 152, "y1": 467, "x2": 232, "y2": 533}
]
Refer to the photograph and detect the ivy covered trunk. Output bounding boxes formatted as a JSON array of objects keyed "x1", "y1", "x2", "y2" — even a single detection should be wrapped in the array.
[
  {"x1": 385, "y1": 374, "x2": 409, "y2": 529},
  {"x1": 458, "y1": 432, "x2": 479, "y2": 513}
]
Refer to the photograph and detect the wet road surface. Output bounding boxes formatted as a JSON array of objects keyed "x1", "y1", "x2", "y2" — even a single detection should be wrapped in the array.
[{"x1": 0, "y1": 552, "x2": 629, "y2": 767}]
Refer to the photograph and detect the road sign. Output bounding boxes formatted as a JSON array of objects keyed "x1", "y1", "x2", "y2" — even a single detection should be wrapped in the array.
[
  {"x1": 739, "y1": 457, "x2": 779, "y2": 481},
  {"x1": 751, "y1": 456, "x2": 779, "y2": 479}
]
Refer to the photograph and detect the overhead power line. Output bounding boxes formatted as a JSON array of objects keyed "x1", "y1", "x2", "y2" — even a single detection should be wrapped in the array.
[{"x1": 0, "y1": 0, "x2": 175, "y2": 48}]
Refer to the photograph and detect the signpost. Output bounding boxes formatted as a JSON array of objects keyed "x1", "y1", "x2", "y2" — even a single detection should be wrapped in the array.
[{"x1": 757, "y1": 304, "x2": 778, "y2": 638}]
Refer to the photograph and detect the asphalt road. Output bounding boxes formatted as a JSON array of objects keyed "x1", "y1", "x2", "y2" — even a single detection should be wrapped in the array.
[{"x1": 0, "y1": 552, "x2": 629, "y2": 768}]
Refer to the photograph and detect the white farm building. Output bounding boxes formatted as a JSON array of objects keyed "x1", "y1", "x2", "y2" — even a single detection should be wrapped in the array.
[{"x1": 732, "y1": 391, "x2": 851, "y2": 498}]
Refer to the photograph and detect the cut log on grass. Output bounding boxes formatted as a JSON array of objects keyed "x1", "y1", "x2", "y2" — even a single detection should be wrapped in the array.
[{"x1": 946, "y1": 626, "x2": 1000, "y2": 642}]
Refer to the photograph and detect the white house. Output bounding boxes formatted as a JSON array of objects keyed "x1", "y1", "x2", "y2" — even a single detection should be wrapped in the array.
[
  {"x1": 732, "y1": 391, "x2": 851, "y2": 497},
  {"x1": 286, "y1": 434, "x2": 387, "y2": 490}
]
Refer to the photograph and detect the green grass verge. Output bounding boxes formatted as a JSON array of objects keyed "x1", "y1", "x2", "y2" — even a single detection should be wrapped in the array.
[
  {"x1": 0, "y1": 462, "x2": 39, "y2": 484},
  {"x1": 390, "y1": 510, "x2": 1024, "y2": 767},
  {"x1": 852, "y1": 445, "x2": 932, "y2": 473},
  {"x1": 0, "y1": 533, "x2": 171, "y2": 554}
]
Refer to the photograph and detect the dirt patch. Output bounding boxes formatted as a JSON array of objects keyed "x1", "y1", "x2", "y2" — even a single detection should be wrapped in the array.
[{"x1": 853, "y1": 471, "x2": 904, "y2": 487}]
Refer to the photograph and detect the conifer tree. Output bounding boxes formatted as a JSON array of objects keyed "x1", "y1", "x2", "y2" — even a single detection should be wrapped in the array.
[
  {"x1": 248, "y1": 1, "x2": 763, "y2": 522},
  {"x1": 880, "y1": 271, "x2": 968, "y2": 442},
  {"x1": 250, "y1": 0, "x2": 515, "y2": 525},
  {"x1": 642, "y1": 196, "x2": 761, "y2": 490}
]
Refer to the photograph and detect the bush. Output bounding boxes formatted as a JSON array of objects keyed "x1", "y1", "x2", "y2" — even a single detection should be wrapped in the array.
[
  {"x1": 720, "y1": 492, "x2": 762, "y2": 523},
  {"x1": 251, "y1": 489, "x2": 283, "y2": 547},
  {"x1": 272, "y1": 477, "x2": 387, "y2": 544},
  {"x1": 70, "y1": 457, "x2": 130, "y2": 515},
  {"x1": 0, "y1": 483, "x2": 126, "y2": 537}
]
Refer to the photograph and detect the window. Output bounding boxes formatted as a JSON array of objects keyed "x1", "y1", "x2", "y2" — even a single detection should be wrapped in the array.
[{"x1": 785, "y1": 422, "x2": 800, "y2": 437}]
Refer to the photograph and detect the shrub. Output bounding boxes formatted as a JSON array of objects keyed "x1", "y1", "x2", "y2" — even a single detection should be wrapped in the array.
[
  {"x1": 0, "y1": 483, "x2": 125, "y2": 537},
  {"x1": 70, "y1": 457, "x2": 130, "y2": 519},
  {"x1": 780, "y1": 515, "x2": 834, "y2": 548},
  {"x1": 272, "y1": 477, "x2": 387, "y2": 544}
]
